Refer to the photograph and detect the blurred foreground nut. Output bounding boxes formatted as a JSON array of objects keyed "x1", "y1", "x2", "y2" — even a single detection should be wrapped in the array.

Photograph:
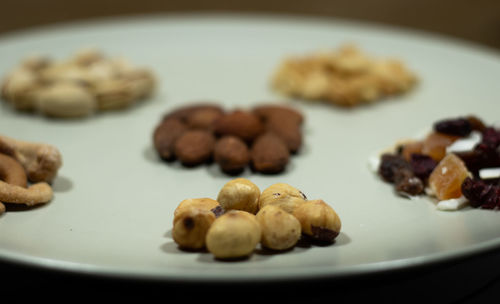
[
  {"x1": 172, "y1": 198, "x2": 222, "y2": 250},
  {"x1": 217, "y1": 178, "x2": 260, "y2": 214},
  {"x1": 214, "y1": 136, "x2": 250, "y2": 174},
  {"x1": 205, "y1": 210, "x2": 261, "y2": 259},
  {"x1": 256, "y1": 205, "x2": 301, "y2": 251},
  {"x1": 259, "y1": 183, "x2": 307, "y2": 213},
  {"x1": 174, "y1": 130, "x2": 215, "y2": 166},
  {"x1": 293, "y1": 200, "x2": 341, "y2": 243}
]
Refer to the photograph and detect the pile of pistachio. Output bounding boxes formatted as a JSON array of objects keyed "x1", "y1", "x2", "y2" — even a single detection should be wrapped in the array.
[
  {"x1": 172, "y1": 178, "x2": 342, "y2": 260},
  {"x1": 1, "y1": 48, "x2": 155, "y2": 118}
]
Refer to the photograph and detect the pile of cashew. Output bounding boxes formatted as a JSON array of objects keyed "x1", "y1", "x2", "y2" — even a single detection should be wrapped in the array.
[
  {"x1": 0, "y1": 134, "x2": 62, "y2": 215},
  {"x1": 1, "y1": 48, "x2": 156, "y2": 118}
]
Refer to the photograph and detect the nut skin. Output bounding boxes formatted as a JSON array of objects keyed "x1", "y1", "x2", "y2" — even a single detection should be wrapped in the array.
[
  {"x1": 186, "y1": 107, "x2": 225, "y2": 130},
  {"x1": 217, "y1": 178, "x2": 260, "y2": 214},
  {"x1": 214, "y1": 110, "x2": 265, "y2": 143},
  {"x1": 251, "y1": 133, "x2": 290, "y2": 174},
  {"x1": 259, "y1": 183, "x2": 307, "y2": 214},
  {"x1": 205, "y1": 210, "x2": 261, "y2": 259},
  {"x1": 292, "y1": 199, "x2": 341, "y2": 243},
  {"x1": 265, "y1": 116, "x2": 303, "y2": 153},
  {"x1": 172, "y1": 198, "x2": 222, "y2": 250},
  {"x1": 174, "y1": 197, "x2": 222, "y2": 218},
  {"x1": 252, "y1": 104, "x2": 304, "y2": 126},
  {"x1": 174, "y1": 130, "x2": 216, "y2": 166},
  {"x1": 153, "y1": 118, "x2": 188, "y2": 161},
  {"x1": 214, "y1": 136, "x2": 250, "y2": 174},
  {"x1": 256, "y1": 205, "x2": 301, "y2": 251},
  {"x1": 172, "y1": 208, "x2": 216, "y2": 250}
]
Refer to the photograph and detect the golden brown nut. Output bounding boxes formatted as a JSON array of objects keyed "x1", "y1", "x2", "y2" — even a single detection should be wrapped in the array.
[
  {"x1": 256, "y1": 205, "x2": 301, "y2": 251},
  {"x1": 216, "y1": 178, "x2": 260, "y2": 214},
  {"x1": 205, "y1": 210, "x2": 261, "y2": 259},
  {"x1": 172, "y1": 198, "x2": 222, "y2": 250},
  {"x1": 172, "y1": 208, "x2": 216, "y2": 250},
  {"x1": 173, "y1": 197, "x2": 223, "y2": 218},
  {"x1": 293, "y1": 199, "x2": 341, "y2": 243},
  {"x1": 259, "y1": 183, "x2": 307, "y2": 213}
]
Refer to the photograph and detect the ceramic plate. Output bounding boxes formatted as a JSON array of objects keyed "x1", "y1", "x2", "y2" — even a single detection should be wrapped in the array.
[{"x1": 1, "y1": 13, "x2": 500, "y2": 282}]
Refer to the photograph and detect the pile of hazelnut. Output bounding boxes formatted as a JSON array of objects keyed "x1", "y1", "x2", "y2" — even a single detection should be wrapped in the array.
[
  {"x1": 172, "y1": 178, "x2": 342, "y2": 260},
  {"x1": 153, "y1": 103, "x2": 304, "y2": 175}
]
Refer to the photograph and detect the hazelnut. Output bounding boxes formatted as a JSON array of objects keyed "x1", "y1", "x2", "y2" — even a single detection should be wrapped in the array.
[
  {"x1": 214, "y1": 136, "x2": 250, "y2": 174},
  {"x1": 251, "y1": 133, "x2": 290, "y2": 174},
  {"x1": 153, "y1": 118, "x2": 188, "y2": 161},
  {"x1": 259, "y1": 183, "x2": 307, "y2": 213},
  {"x1": 292, "y1": 199, "x2": 341, "y2": 243},
  {"x1": 205, "y1": 210, "x2": 261, "y2": 259},
  {"x1": 256, "y1": 205, "x2": 301, "y2": 251},
  {"x1": 174, "y1": 197, "x2": 222, "y2": 218},
  {"x1": 174, "y1": 130, "x2": 216, "y2": 166},
  {"x1": 172, "y1": 208, "x2": 216, "y2": 250},
  {"x1": 172, "y1": 198, "x2": 222, "y2": 250},
  {"x1": 216, "y1": 178, "x2": 260, "y2": 214}
]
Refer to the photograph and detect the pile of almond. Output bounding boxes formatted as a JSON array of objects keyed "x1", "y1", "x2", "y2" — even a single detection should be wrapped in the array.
[{"x1": 153, "y1": 103, "x2": 304, "y2": 174}]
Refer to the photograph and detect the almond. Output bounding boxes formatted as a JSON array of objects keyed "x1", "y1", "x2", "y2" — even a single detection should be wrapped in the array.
[
  {"x1": 251, "y1": 133, "x2": 290, "y2": 174},
  {"x1": 153, "y1": 118, "x2": 188, "y2": 161},
  {"x1": 214, "y1": 110, "x2": 264, "y2": 143},
  {"x1": 174, "y1": 130, "x2": 216, "y2": 166},
  {"x1": 214, "y1": 136, "x2": 250, "y2": 174}
]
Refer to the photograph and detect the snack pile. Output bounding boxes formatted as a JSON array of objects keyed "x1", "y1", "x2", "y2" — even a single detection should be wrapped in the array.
[
  {"x1": 1, "y1": 48, "x2": 156, "y2": 118},
  {"x1": 172, "y1": 178, "x2": 342, "y2": 260},
  {"x1": 372, "y1": 115, "x2": 500, "y2": 211},
  {"x1": 153, "y1": 103, "x2": 304, "y2": 175},
  {"x1": 271, "y1": 44, "x2": 418, "y2": 107},
  {"x1": 0, "y1": 134, "x2": 62, "y2": 214}
]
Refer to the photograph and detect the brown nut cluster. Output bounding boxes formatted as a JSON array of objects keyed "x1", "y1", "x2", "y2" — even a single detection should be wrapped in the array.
[
  {"x1": 0, "y1": 134, "x2": 63, "y2": 215},
  {"x1": 171, "y1": 178, "x2": 341, "y2": 260},
  {"x1": 153, "y1": 102, "x2": 305, "y2": 175}
]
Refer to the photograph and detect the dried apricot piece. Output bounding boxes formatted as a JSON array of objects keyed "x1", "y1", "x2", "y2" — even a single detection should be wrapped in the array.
[
  {"x1": 401, "y1": 140, "x2": 423, "y2": 161},
  {"x1": 421, "y1": 132, "x2": 460, "y2": 162},
  {"x1": 429, "y1": 153, "x2": 470, "y2": 200}
]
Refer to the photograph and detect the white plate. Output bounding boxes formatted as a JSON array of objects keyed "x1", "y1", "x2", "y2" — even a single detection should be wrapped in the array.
[{"x1": 1, "y1": 13, "x2": 500, "y2": 283}]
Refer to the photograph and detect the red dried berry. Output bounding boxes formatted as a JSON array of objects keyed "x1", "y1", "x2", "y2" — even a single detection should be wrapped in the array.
[
  {"x1": 410, "y1": 153, "x2": 437, "y2": 180},
  {"x1": 434, "y1": 117, "x2": 472, "y2": 137},
  {"x1": 461, "y1": 177, "x2": 500, "y2": 209}
]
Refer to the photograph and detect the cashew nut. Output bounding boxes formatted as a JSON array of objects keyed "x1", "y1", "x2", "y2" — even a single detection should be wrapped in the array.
[
  {"x1": 0, "y1": 181, "x2": 53, "y2": 206},
  {"x1": 0, "y1": 153, "x2": 28, "y2": 215},
  {"x1": 0, "y1": 134, "x2": 62, "y2": 183}
]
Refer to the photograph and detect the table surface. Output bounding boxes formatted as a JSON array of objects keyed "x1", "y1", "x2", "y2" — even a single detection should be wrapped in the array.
[{"x1": 1, "y1": 2, "x2": 500, "y2": 300}]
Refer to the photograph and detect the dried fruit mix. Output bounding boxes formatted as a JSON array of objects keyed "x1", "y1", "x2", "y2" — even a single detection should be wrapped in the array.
[{"x1": 373, "y1": 115, "x2": 500, "y2": 210}]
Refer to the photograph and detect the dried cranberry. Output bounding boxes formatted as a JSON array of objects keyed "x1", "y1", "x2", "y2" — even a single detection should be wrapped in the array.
[
  {"x1": 410, "y1": 153, "x2": 437, "y2": 180},
  {"x1": 434, "y1": 117, "x2": 472, "y2": 137},
  {"x1": 481, "y1": 127, "x2": 500, "y2": 148},
  {"x1": 461, "y1": 177, "x2": 500, "y2": 209},
  {"x1": 378, "y1": 154, "x2": 412, "y2": 183}
]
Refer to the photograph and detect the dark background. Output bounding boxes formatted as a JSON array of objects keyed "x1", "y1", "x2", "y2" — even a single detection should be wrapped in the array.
[
  {"x1": 1, "y1": 0, "x2": 500, "y2": 301},
  {"x1": 1, "y1": 0, "x2": 500, "y2": 51}
]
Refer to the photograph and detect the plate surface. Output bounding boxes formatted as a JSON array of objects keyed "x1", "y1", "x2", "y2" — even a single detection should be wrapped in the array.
[{"x1": 1, "y1": 13, "x2": 500, "y2": 282}]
